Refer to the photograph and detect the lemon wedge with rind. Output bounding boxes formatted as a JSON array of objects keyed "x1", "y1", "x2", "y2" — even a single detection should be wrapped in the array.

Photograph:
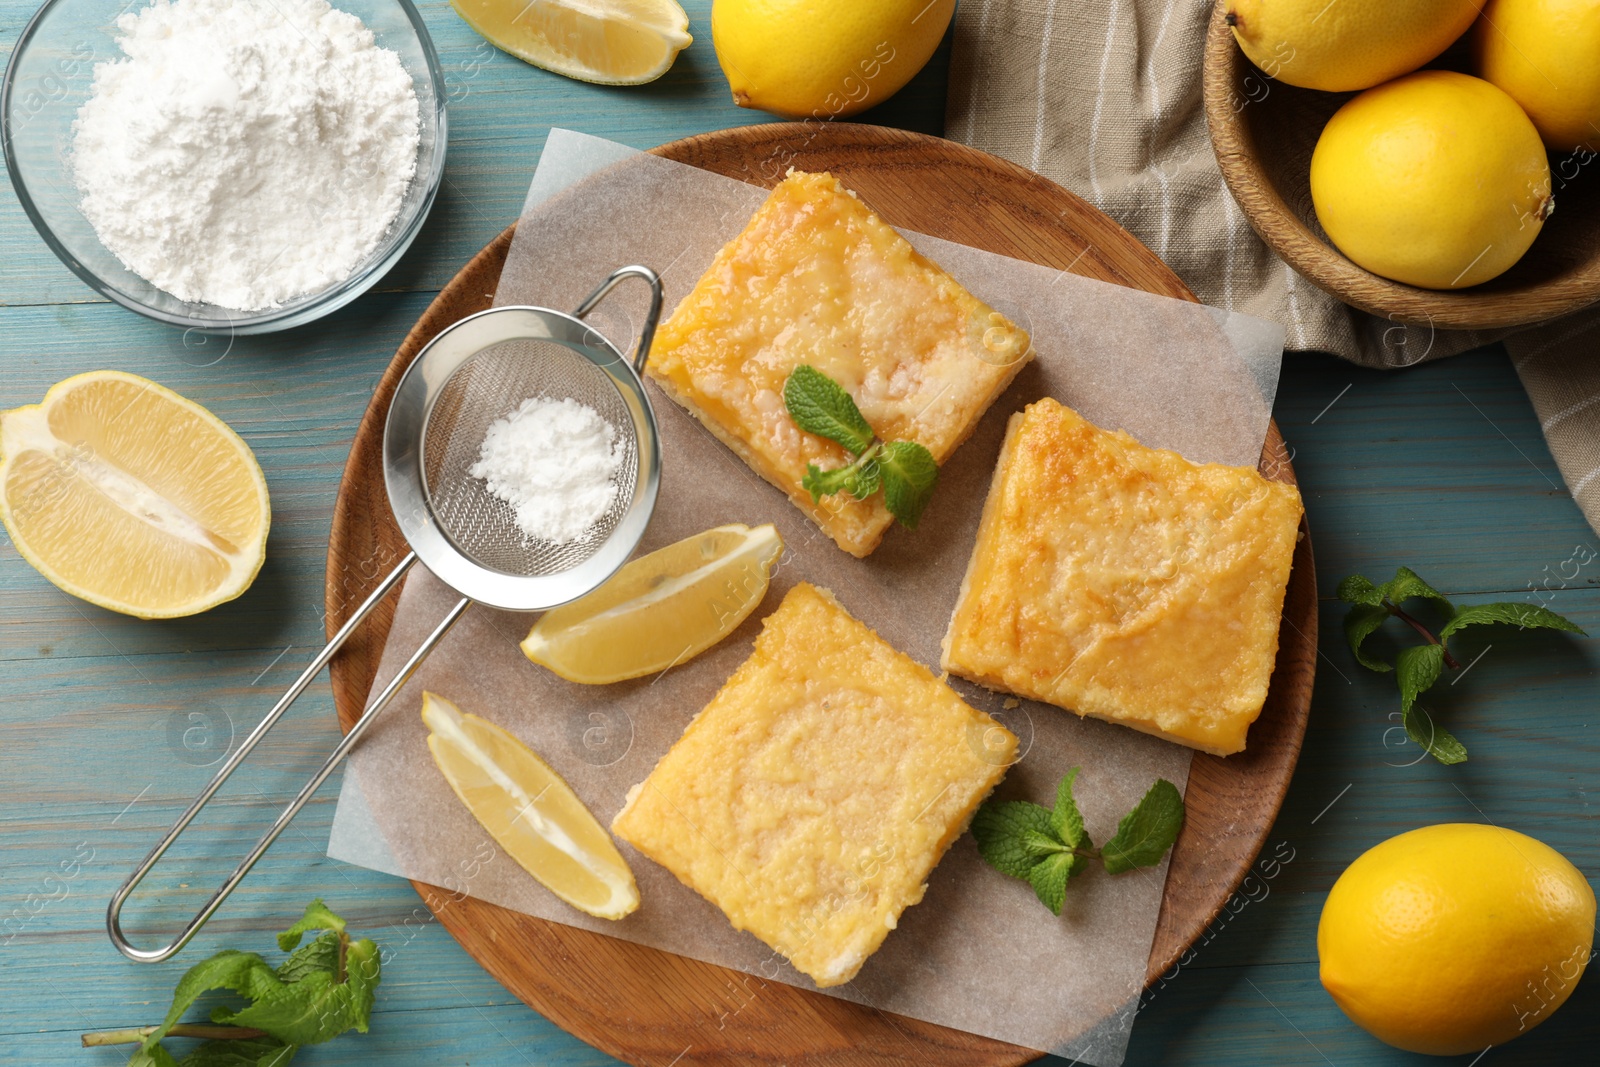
[
  {"x1": 0, "y1": 371, "x2": 269, "y2": 619},
  {"x1": 422, "y1": 692, "x2": 640, "y2": 920},
  {"x1": 452, "y1": 0, "x2": 693, "y2": 86},
  {"x1": 522, "y1": 522, "x2": 784, "y2": 684}
]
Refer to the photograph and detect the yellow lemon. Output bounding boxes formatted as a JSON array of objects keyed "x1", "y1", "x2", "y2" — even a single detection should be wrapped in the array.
[
  {"x1": 1310, "y1": 71, "x2": 1552, "y2": 289},
  {"x1": 0, "y1": 371, "x2": 269, "y2": 619},
  {"x1": 451, "y1": 0, "x2": 692, "y2": 85},
  {"x1": 422, "y1": 692, "x2": 639, "y2": 919},
  {"x1": 1319, "y1": 823, "x2": 1594, "y2": 1056},
  {"x1": 1475, "y1": 0, "x2": 1600, "y2": 152},
  {"x1": 522, "y1": 522, "x2": 783, "y2": 684},
  {"x1": 1227, "y1": 0, "x2": 1483, "y2": 91},
  {"x1": 710, "y1": 0, "x2": 954, "y2": 119}
]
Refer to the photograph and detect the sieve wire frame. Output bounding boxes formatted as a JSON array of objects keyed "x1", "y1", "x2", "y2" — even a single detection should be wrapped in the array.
[{"x1": 382, "y1": 304, "x2": 661, "y2": 612}]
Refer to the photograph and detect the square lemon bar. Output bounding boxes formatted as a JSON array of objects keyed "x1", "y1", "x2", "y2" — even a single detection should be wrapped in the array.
[
  {"x1": 612, "y1": 582, "x2": 1015, "y2": 987},
  {"x1": 941, "y1": 398, "x2": 1303, "y2": 756},
  {"x1": 646, "y1": 170, "x2": 1032, "y2": 557}
]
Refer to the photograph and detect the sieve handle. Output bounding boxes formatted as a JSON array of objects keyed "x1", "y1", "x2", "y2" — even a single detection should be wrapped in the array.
[
  {"x1": 572, "y1": 265, "x2": 664, "y2": 372},
  {"x1": 106, "y1": 552, "x2": 470, "y2": 963}
]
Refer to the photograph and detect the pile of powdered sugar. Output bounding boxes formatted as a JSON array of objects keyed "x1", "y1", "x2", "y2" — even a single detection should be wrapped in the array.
[
  {"x1": 71, "y1": 0, "x2": 420, "y2": 311},
  {"x1": 469, "y1": 397, "x2": 625, "y2": 545}
]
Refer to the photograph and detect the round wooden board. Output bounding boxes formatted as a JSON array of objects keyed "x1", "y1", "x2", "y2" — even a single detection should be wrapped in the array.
[{"x1": 327, "y1": 123, "x2": 1317, "y2": 1067}]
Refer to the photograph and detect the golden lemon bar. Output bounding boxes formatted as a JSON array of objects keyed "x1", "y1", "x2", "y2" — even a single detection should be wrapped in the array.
[
  {"x1": 941, "y1": 398, "x2": 1303, "y2": 756},
  {"x1": 612, "y1": 582, "x2": 1015, "y2": 987},
  {"x1": 646, "y1": 170, "x2": 1032, "y2": 557}
]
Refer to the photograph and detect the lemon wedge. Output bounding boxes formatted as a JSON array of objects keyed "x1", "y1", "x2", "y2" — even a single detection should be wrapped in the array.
[
  {"x1": 0, "y1": 371, "x2": 269, "y2": 619},
  {"x1": 522, "y1": 522, "x2": 784, "y2": 684},
  {"x1": 452, "y1": 0, "x2": 693, "y2": 85},
  {"x1": 422, "y1": 692, "x2": 639, "y2": 919}
]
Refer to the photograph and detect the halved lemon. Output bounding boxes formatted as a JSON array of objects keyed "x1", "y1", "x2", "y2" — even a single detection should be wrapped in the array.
[
  {"x1": 522, "y1": 522, "x2": 784, "y2": 684},
  {"x1": 451, "y1": 0, "x2": 693, "y2": 85},
  {"x1": 0, "y1": 371, "x2": 269, "y2": 619},
  {"x1": 422, "y1": 692, "x2": 639, "y2": 919}
]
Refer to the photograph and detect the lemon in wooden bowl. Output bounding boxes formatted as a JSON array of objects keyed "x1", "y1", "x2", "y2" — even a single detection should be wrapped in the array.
[{"x1": 1309, "y1": 70, "x2": 1552, "y2": 290}]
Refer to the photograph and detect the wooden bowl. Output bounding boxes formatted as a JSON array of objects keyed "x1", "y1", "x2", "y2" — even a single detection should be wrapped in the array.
[{"x1": 1202, "y1": 0, "x2": 1600, "y2": 330}]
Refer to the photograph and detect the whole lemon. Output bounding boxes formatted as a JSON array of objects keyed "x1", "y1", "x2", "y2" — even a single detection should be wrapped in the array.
[
  {"x1": 1310, "y1": 71, "x2": 1552, "y2": 289},
  {"x1": 710, "y1": 0, "x2": 955, "y2": 119},
  {"x1": 1475, "y1": 0, "x2": 1600, "y2": 152},
  {"x1": 1227, "y1": 0, "x2": 1484, "y2": 91},
  {"x1": 1319, "y1": 824, "x2": 1595, "y2": 1056}
]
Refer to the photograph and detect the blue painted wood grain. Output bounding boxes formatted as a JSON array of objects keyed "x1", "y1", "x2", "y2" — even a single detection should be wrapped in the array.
[{"x1": 1, "y1": 1, "x2": 1594, "y2": 1064}]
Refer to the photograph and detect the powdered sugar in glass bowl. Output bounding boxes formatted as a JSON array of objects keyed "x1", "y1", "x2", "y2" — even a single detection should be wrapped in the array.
[{"x1": 2, "y1": 0, "x2": 447, "y2": 335}]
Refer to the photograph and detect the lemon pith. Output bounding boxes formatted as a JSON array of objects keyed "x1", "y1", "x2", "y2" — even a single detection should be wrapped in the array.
[
  {"x1": 522, "y1": 522, "x2": 784, "y2": 684},
  {"x1": 422, "y1": 692, "x2": 639, "y2": 920},
  {"x1": 710, "y1": 0, "x2": 955, "y2": 118},
  {"x1": 1309, "y1": 71, "x2": 1551, "y2": 289},
  {"x1": 0, "y1": 371, "x2": 269, "y2": 619},
  {"x1": 1318, "y1": 823, "x2": 1594, "y2": 1055},
  {"x1": 451, "y1": 0, "x2": 692, "y2": 85}
]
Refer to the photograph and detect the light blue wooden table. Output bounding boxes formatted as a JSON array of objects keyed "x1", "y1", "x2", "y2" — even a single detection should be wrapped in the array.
[{"x1": 2, "y1": 3, "x2": 1595, "y2": 1064}]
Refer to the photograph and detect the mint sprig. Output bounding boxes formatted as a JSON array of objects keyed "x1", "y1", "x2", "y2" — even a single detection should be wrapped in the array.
[
  {"x1": 81, "y1": 900, "x2": 378, "y2": 1066},
  {"x1": 971, "y1": 770, "x2": 1184, "y2": 915},
  {"x1": 1339, "y1": 566, "x2": 1585, "y2": 765},
  {"x1": 783, "y1": 365, "x2": 939, "y2": 529}
]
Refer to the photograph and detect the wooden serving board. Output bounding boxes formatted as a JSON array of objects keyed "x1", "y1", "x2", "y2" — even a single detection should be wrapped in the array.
[{"x1": 326, "y1": 123, "x2": 1317, "y2": 1067}]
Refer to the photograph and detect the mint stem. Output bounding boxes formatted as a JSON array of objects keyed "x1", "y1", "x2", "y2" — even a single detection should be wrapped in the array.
[
  {"x1": 1388, "y1": 602, "x2": 1461, "y2": 669},
  {"x1": 81, "y1": 1024, "x2": 269, "y2": 1047}
]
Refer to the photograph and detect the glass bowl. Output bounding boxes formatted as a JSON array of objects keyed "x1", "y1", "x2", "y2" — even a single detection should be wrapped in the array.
[{"x1": 1, "y1": 0, "x2": 448, "y2": 334}]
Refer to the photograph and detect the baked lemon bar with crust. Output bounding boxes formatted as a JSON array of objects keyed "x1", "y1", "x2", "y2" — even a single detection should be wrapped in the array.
[
  {"x1": 940, "y1": 398, "x2": 1303, "y2": 757},
  {"x1": 612, "y1": 582, "x2": 1016, "y2": 987},
  {"x1": 646, "y1": 170, "x2": 1032, "y2": 557}
]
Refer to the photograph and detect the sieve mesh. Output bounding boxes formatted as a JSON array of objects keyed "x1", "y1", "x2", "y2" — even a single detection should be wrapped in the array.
[{"x1": 422, "y1": 338, "x2": 639, "y2": 577}]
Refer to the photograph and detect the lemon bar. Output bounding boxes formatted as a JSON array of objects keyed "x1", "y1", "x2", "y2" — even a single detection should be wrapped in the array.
[
  {"x1": 646, "y1": 170, "x2": 1032, "y2": 557},
  {"x1": 612, "y1": 582, "x2": 1016, "y2": 987},
  {"x1": 941, "y1": 399, "x2": 1303, "y2": 756}
]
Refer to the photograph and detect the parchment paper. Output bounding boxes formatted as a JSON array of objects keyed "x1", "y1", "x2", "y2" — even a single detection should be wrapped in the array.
[{"x1": 328, "y1": 129, "x2": 1286, "y2": 1064}]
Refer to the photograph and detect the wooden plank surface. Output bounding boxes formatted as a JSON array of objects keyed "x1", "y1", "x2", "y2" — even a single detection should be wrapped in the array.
[{"x1": 1, "y1": 2, "x2": 1595, "y2": 1065}]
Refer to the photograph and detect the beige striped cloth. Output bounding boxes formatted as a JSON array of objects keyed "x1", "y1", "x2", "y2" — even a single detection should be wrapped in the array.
[{"x1": 945, "y1": 0, "x2": 1600, "y2": 528}]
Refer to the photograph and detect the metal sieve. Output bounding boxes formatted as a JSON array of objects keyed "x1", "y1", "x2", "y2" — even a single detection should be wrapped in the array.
[{"x1": 108, "y1": 266, "x2": 664, "y2": 962}]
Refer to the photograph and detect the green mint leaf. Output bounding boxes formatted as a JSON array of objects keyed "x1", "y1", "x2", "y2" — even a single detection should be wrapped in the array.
[
  {"x1": 275, "y1": 931, "x2": 342, "y2": 985},
  {"x1": 1050, "y1": 767, "x2": 1088, "y2": 851},
  {"x1": 1336, "y1": 574, "x2": 1384, "y2": 607},
  {"x1": 849, "y1": 452, "x2": 883, "y2": 499},
  {"x1": 877, "y1": 440, "x2": 939, "y2": 528},
  {"x1": 1395, "y1": 642, "x2": 1445, "y2": 715},
  {"x1": 1440, "y1": 602, "x2": 1586, "y2": 641},
  {"x1": 1381, "y1": 566, "x2": 1452, "y2": 611},
  {"x1": 1101, "y1": 779, "x2": 1185, "y2": 874},
  {"x1": 783, "y1": 365, "x2": 874, "y2": 456},
  {"x1": 136, "y1": 951, "x2": 281, "y2": 1059},
  {"x1": 1403, "y1": 703, "x2": 1469, "y2": 765},
  {"x1": 175, "y1": 1038, "x2": 297, "y2": 1067},
  {"x1": 1343, "y1": 603, "x2": 1394, "y2": 672},
  {"x1": 130, "y1": 1045, "x2": 181, "y2": 1067},
  {"x1": 1026, "y1": 851, "x2": 1076, "y2": 916},
  {"x1": 1020, "y1": 828, "x2": 1070, "y2": 858},
  {"x1": 276, "y1": 899, "x2": 345, "y2": 953},
  {"x1": 213, "y1": 939, "x2": 380, "y2": 1045},
  {"x1": 801, "y1": 462, "x2": 860, "y2": 503},
  {"x1": 971, "y1": 800, "x2": 1059, "y2": 880},
  {"x1": 802, "y1": 447, "x2": 884, "y2": 504}
]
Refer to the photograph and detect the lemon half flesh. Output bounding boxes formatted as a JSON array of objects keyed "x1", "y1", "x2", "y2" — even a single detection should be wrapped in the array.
[
  {"x1": 522, "y1": 522, "x2": 784, "y2": 684},
  {"x1": 452, "y1": 0, "x2": 692, "y2": 85},
  {"x1": 0, "y1": 371, "x2": 269, "y2": 619},
  {"x1": 422, "y1": 692, "x2": 639, "y2": 920}
]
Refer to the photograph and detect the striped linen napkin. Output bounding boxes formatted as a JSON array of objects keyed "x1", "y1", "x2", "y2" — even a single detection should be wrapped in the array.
[{"x1": 945, "y1": 0, "x2": 1600, "y2": 527}]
